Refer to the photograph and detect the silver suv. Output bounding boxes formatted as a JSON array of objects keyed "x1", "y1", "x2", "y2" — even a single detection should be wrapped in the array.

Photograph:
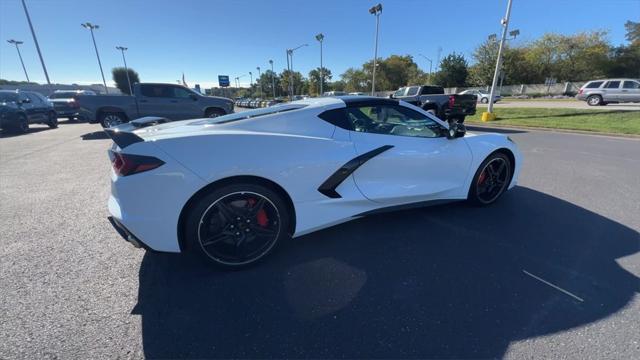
[{"x1": 576, "y1": 78, "x2": 640, "y2": 106}]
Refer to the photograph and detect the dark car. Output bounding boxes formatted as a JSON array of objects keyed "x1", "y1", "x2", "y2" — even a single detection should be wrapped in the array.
[
  {"x1": 0, "y1": 90, "x2": 58, "y2": 133},
  {"x1": 390, "y1": 85, "x2": 477, "y2": 124},
  {"x1": 48, "y1": 90, "x2": 96, "y2": 121}
]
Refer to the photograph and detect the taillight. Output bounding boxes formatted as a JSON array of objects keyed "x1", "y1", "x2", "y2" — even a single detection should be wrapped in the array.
[
  {"x1": 448, "y1": 95, "x2": 455, "y2": 108},
  {"x1": 111, "y1": 152, "x2": 164, "y2": 176},
  {"x1": 578, "y1": 89, "x2": 583, "y2": 95}
]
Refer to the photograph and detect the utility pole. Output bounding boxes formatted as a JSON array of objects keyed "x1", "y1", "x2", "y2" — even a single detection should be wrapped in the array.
[
  {"x1": 315, "y1": 33, "x2": 325, "y2": 95},
  {"x1": 7, "y1": 40, "x2": 30, "y2": 82},
  {"x1": 256, "y1": 66, "x2": 262, "y2": 98},
  {"x1": 81, "y1": 22, "x2": 108, "y2": 94},
  {"x1": 116, "y1": 46, "x2": 132, "y2": 95},
  {"x1": 369, "y1": 4, "x2": 382, "y2": 96},
  {"x1": 418, "y1": 53, "x2": 432, "y2": 84},
  {"x1": 286, "y1": 43, "x2": 307, "y2": 100},
  {"x1": 20, "y1": 0, "x2": 50, "y2": 84},
  {"x1": 269, "y1": 60, "x2": 276, "y2": 98},
  {"x1": 485, "y1": 0, "x2": 513, "y2": 119}
]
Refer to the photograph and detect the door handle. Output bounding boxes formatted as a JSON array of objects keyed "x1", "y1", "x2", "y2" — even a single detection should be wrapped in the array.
[{"x1": 621, "y1": 90, "x2": 628, "y2": 92}]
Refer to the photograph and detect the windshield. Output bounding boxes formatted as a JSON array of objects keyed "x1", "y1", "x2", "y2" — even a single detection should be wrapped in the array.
[
  {"x1": 189, "y1": 104, "x2": 307, "y2": 125},
  {"x1": 0, "y1": 93, "x2": 19, "y2": 103}
]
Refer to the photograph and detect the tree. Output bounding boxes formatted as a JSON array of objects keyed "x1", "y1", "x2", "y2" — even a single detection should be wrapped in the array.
[
  {"x1": 625, "y1": 20, "x2": 640, "y2": 46},
  {"x1": 111, "y1": 67, "x2": 140, "y2": 95},
  {"x1": 433, "y1": 53, "x2": 468, "y2": 87},
  {"x1": 341, "y1": 67, "x2": 368, "y2": 92},
  {"x1": 468, "y1": 38, "x2": 500, "y2": 86},
  {"x1": 257, "y1": 70, "x2": 280, "y2": 98},
  {"x1": 278, "y1": 69, "x2": 304, "y2": 96},
  {"x1": 308, "y1": 67, "x2": 332, "y2": 95}
]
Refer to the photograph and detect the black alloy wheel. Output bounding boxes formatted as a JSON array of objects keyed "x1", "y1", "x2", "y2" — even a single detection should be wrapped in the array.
[
  {"x1": 47, "y1": 112, "x2": 58, "y2": 128},
  {"x1": 469, "y1": 153, "x2": 512, "y2": 205},
  {"x1": 17, "y1": 115, "x2": 29, "y2": 133}
]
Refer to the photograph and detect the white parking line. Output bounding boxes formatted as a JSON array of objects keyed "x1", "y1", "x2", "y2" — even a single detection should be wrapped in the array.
[{"x1": 522, "y1": 269, "x2": 584, "y2": 302}]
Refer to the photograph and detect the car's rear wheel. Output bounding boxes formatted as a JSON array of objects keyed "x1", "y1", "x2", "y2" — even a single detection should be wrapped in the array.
[
  {"x1": 100, "y1": 112, "x2": 126, "y2": 128},
  {"x1": 448, "y1": 116, "x2": 465, "y2": 126},
  {"x1": 480, "y1": 97, "x2": 489, "y2": 103},
  {"x1": 185, "y1": 183, "x2": 291, "y2": 268},
  {"x1": 205, "y1": 108, "x2": 226, "y2": 118},
  {"x1": 47, "y1": 112, "x2": 58, "y2": 128},
  {"x1": 468, "y1": 152, "x2": 512, "y2": 206},
  {"x1": 587, "y1": 95, "x2": 602, "y2": 106},
  {"x1": 15, "y1": 114, "x2": 29, "y2": 133}
]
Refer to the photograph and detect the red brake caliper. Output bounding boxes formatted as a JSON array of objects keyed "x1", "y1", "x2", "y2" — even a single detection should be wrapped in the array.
[
  {"x1": 478, "y1": 170, "x2": 487, "y2": 185},
  {"x1": 248, "y1": 198, "x2": 269, "y2": 227}
]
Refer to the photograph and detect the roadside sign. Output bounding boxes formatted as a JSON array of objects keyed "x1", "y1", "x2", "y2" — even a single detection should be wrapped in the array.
[{"x1": 218, "y1": 75, "x2": 230, "y2": 87}]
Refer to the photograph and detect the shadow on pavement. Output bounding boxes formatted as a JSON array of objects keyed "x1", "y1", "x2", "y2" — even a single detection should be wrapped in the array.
[
  {"x1": 0, "y1": 126, "x2": 50, "y2": 138},
  {"x1": 134, "y1": 186, "x2": 639, "y2": 358},
  {"x1": 81, "y1": 131, "x2": 109, "y2": 140}
]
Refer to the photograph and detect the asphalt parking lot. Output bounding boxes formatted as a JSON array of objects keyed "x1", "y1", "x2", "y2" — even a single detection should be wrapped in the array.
[{"x1": 1, "y1": 121, "x2": 639, "y2": 359}]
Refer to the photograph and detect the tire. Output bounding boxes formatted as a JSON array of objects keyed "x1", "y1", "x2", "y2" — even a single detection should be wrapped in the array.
[
  {"x1": 47, "y1": 112, "x2": 58, "y2": 129},
  {"x1": 184, "y1": 183, "x2": 291, "y2": 269},
  {"x1": 468, "y1": 152, "x2": 512, "y2": 206},
  {"x1": 100, "y1": 112, "x2": 126, "y2": 128},
  {"x1": 205, "y1": 108, "x2": 226, "y2": 118},
  {"x1": 448, "y1": 116, "x2": 465, "y2": 126},
  {"x1": 425, "y1": 108, "x2": 437, "y2": 116},
  {"x1": 14, "y1": 114, "x2": 29, "y2": 134},
  {"x1": 480, "y1": 97, "x2": 489, "y2": 104},
  {"x1": 586, "y1": 95, "x2": 602, "y2": 106}
]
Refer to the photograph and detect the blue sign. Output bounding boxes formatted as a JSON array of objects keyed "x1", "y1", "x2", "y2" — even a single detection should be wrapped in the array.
[{"x1": 218, "y1": 75, "x2": 230, "y2": 87}]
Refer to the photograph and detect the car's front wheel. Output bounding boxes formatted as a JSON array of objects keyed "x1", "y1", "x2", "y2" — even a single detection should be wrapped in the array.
[
  {"x1": 185, "y1": 183, "x2": 291, "y2": 268},
  {"x1": 480, "y1": 97, "x2": 489, "y2": 104},
  {"x1": 47, "y1": 112, "x2": 58, "y2": 128},
  {"x1": 205, "y1": 108, "x2": 226, "y2": 118},
  {"x1": 468, "y1": 152, "x2": 512, "y2": 205},
  {"x1": 587, "y1": 95, "x2": 602, "y2": 106}
]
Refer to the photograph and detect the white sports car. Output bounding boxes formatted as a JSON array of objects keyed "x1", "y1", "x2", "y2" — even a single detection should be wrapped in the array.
[{"x1": 106, "y1": 96, "x2": 521, "y2": 268}]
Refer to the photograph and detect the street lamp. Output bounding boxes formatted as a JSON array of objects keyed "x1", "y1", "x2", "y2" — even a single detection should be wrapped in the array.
[
  {"x1": 115, "y1": 46, "x2": 132, "y2": 95},
  {"x1": 81, "y1": 22, "x2": 108, "y2": 94},
  {"x1": 256, "y1": 66, "x2": 262, "y2": 98},
  {"x1": 249, "y1": 71, "x2": 253, "y2": 87},
  {"x1": 7, "y1": 39, "x2": 30, "y2": 82},
  {"x1": 418, "y1": 53, "x2": 432, "y2": 84},
  {"x1": 269, "y1": 60, "x2": 276, "y2": 98},
  {"x1": 369, "y1": 3, "x2": 382, "y2": 96},
  {"x1": 286, "y1": 43, "x2": 308, "y2": 99},
  {"x1": 315, "y1": 33, "x2": 325, "y2": 95},
  {"x1": 20, "y1": 0, "x2": 50, "y2": 84},
  {"x1": 485, "y1": 0, "x2": 514, "y2": 119}
]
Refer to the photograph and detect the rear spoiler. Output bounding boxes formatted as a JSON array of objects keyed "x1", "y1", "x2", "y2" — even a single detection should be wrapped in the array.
[{"x1": 104, "y1": 116, "x2": 170, "y2": 149}]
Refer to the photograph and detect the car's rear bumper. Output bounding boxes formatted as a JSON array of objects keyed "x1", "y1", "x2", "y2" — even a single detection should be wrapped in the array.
[{"x1": 107, "y1": 216, "x2": 155, "y2": 251}]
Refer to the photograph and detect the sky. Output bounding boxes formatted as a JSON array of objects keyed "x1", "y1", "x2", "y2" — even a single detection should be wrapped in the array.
[{"x1": 0, "y1": 0, "x2": 638, "y2": 88}]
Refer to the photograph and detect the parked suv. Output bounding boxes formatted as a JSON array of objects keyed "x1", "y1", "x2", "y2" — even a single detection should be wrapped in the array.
[
  {"x1": 0, "y1": 90, "x2": 58, "y2": 133},
  {"x1": 48, "y1": 90, "x2": 96, "y2": 121},
  {"x1": 576, "y1": 79, "x2": 640, "y2": 106}
]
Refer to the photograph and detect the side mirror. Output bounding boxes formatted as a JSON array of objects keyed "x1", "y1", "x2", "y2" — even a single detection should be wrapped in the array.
[
  {"x1": 446, "y1": 123, "x2": 466, "y2": 139},
  {"x1": 189, "y1": 93, "x2": 198, "y2": 101},
  {"x1": 20, "y1": 98, "x2": 31, "y2": 104}
]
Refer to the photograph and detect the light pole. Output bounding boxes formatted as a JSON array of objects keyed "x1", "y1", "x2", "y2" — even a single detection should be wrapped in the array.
[
  {"x1": 249, "y1": 71, "x2": 253, "y2": 87},
  {"x1": 256, "y1": 66, "x2": 262, "y2": 98},
  {"x1": 286, "y1": 43, "x2": 308, "y2": 99},
  {"x1": 81, "y1": 22, "x2": 108, "y2": 94},
  {"x1": 7, "y1": 39, "x2": 30, "y2": 82},
  {"x1": 369, "y1": 3, "x2": 382, "y2": 96},
  {"x1": 485, "y1": 0, "x2": 514, "y2": 118},
  {"x1": 115, "y1": 46, "x2": 132, "y2": 95},
  {"x1": 269, "y1": 60, "x2": 276, "y2": 98},
  {"x1": 315, "y1": 33, "x2": 324, "y2": 95},
  {"x1": 418, "y1": 53, "x2": 432, "y2": 84},
  {"x1": 20, "y1": 0, "x2": 50, "y2": 84}
]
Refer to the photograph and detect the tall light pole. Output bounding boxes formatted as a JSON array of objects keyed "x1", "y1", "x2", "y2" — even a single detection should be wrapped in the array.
[
  {"x1": 486, "y1": 0, "x2": 513, "y2": 118},
  {"x1": 369, "y1": 3, "x2": 382, "y2": 96},
  {"x1": 249, "y1": 71, "x2": 253, "y2": 88},
  {"x1": 256, "y1": 66, "x2": 262, "y2": 98},
  {"x1": 436, "y1": 46, "x2": 442, "y2": 72},
  {"x1": 81, "y1": 22, "x2": 108, "y2": 94},
  {"x1": 7, "y1": 40, "x2": 30, "y2": 82},
  {"x1": 315, "y1": 33, "x2": 324, "y2": 95},
  {"x1": 20, "y1": 0, "x2": 50, "y2": 84},
  {"x1": 418, "y1": 53, "x2": 432, "y2": 84},
  {"x1": 269, "y1": 60, "x2": 276, "y2": 98},
  {"x1": 286, "y1": 43, "x2": 308, "y2": 99},
  {"x1": 115, "y1": 46, "x2": 132, "y2": 95}
]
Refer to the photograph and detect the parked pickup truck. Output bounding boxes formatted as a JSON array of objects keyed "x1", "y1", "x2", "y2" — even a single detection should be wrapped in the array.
[
  {"x1": 389, "y1": 85, "x2": 477, "y2": 124},
  {"x1": 78, "y1": 83, "x2": 234, "y2": 127}
]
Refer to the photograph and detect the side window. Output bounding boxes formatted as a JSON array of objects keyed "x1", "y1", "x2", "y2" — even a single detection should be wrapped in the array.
[
  {"x1": 171, "y1": 87, "x2": 193, "y2": 99},
  {"x1": 19, "y1": 93, "x2": 31, "y2": 103},
  {"x1": 26, "y1": 93, "x2": 42, "y2": 104},
  {"x1": 346, "y1": 105, "x2": 443, "y2": 138},
  {"x1": 140, "y1": 85, "x2": 170, "y2": 98},
  {"x1": 605, "y1": 81, "x2": 621, "y2": 89},
  {"x1": 585, "y1": 81, "x2": 604, "y2": 88},
  {"x1": 623, "y1": 81, "x2": 640, "y2": 89},
  {"x1": 393, "y1": 88, "x2": 406, "y2": 97},
  {"x1": 406, "y1": 86, "x2": 419, "y2": 96}
]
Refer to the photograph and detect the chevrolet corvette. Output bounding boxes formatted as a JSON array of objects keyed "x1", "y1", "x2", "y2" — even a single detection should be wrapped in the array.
[{"x1": 106, "y1": 96, "x2": 521, "y2": 268}]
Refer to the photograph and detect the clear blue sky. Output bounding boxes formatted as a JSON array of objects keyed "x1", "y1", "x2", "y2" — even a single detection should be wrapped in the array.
[{"x1": 1, "y1": 0, "x2": 638, "y2": 87}]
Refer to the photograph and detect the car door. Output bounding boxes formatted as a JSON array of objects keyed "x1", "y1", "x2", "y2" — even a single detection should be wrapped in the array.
[
  {"x1": 168, "y1": 86, "x2": 202, "y2": 119},
  {"x1": 602, "y1": 80, "x2": 622, "y2": 102},
  {"x1": 18, "y1": 93, "x2": 39, "y2": 123},
  {"x1": 137, "y1": 84, "x2": 181, "y2": 120},
  {"x1": 345, "y1": 101, "x2": 472, "y2": 205},
  {"x1": 621, "y1": 80, "x2": 640, "y2": 103}
]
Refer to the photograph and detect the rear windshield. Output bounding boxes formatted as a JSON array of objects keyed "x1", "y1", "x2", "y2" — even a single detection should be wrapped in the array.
[
  {"x1": 0, "y1": 93, "x2": 19, "y2": 102},
  {"x1": 585, "y1": 81, "x2": 604, "y2": 88},
  {"x1": 189, "y1": 104, "x2": 308, "y2": 125},
  {"x1": 49, "y1": 92, "x2": 77, "y2": 99}
]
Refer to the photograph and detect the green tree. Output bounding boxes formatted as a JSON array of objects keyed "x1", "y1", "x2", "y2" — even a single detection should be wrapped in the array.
[
  {"x1": 308, "y1": 67, "x2": 333, "y2": 95},
  {"x1": 257, "y1": 70, "x2": 280, "y2": 98},
  {"x1": 341, "y1": 67, "x2": 369, "y2": 92},
  {"x1": 625, "y1": 20, "x2": 640, "y2": 46},
  {"x1": 433, "y1": 53, "x2": 468, "y2": 87},
  {"x1": 111, "y1": 67, "x2": 140, "y2": 95},
  {"x1": 278, "y1": 69, "x2": 304, "y2": 96},
  {"x1": 468, "y1": 38, "x2": 500, "y2": 86}
]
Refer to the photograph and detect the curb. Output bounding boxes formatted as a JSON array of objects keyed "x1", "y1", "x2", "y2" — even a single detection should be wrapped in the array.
[{"x1": 465, "y1": 122, "x2": 640, "y2": 139}]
